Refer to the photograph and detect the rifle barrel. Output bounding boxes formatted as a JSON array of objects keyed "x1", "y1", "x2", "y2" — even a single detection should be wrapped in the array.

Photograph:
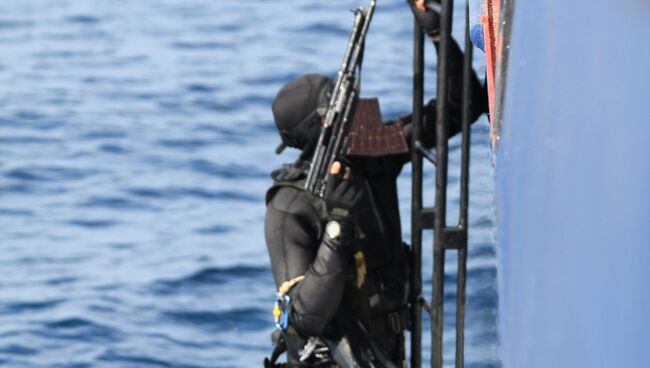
[
  {"x1": 304, "y1": 1, "x2": 377, "y2": 196},
  {"x1": 305, "y1": 10, "x2": 365, "y2": 194}
]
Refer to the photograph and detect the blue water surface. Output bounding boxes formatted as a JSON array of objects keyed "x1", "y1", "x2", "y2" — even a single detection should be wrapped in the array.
[{"x1": 0, "y1": 1, "x2": 498, "y2": 367}]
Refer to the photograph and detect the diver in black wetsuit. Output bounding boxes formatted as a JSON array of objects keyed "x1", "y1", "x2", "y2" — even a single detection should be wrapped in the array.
[{"x1": 264, "y1": 2, "x2": 487, "y2": 367}]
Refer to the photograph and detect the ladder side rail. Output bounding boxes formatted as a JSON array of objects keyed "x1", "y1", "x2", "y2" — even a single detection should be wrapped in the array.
[
  {"x1": 433, "y1": 0, "x2": 454, "y2": 367},
  {"x1": 410, "y1": 18, "x2": 426, "y2": 368},
  {"x1": 454, "y1": 3, "x2": 473, "y2": 367}
]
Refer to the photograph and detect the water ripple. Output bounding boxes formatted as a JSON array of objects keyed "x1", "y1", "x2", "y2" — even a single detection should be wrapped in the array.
[
  {"x1": 14, "y1": 111, "x2": 45, "y2": 121},
  {"x1": 0, "y1": 183, "x2": 67, "y2": 195},
  {"x1": 184, "y1": 83, "x2": 221, "y2": 93},
  {"x1": 0, "y1": 299, "x2": 64, "y2": 314},
  {"x1": 98, "y1": 143, "x2": 130, "y2": 154},
  {"x1": 64, "y1": 15, "x2": 102, "y2": 25},
  {"x1": 171, "y1": 41, "x2": 234, "y2": 50},
  {"x1": 191, "y1": 98, "x2": 238, "y2": 113},
  {"x1": 97, "y1": 350, "x2": 206, "y2": 368},
  {"x1": 470, "y1": 243, "x2": 497, "y2": 258},
  {"x1": 152, "y1": 265, "x2": 270, "y2": 295},
  {"x1": 189, "y1": 159, "x2": 267, "y2": 179},
  {"x1": 125, "y1": 187, "x2": 259, "y2": 202},
  {"x1": 67, "y1": 218, "x2": 118, "y2": 229},
  {"x1": 194, "y1": 23, "x2": 242, "y2": 34},
  {"x1": 45, "y1": 277, "x2": 78, "y2": 286},
  {"x1": 240, "y1": 72, "x2": 301, "y2": 87},
  {"x1": 0, "y1": 208, "x2": 34, "y2": 217},
  {"x1": 162, "y1": 307, "x2": 268, "y2": 332},
  {"x1": 78, "y1": 130, "x2": 127, "y2": 140},
  {"x1": 80, "y1": 196, "x2": 155, "y2": 210},
  {"x1": 290, "y1": 22, "x2": 349, "y2": 36},
  {"x1": 0, "y1": 136, "x2": 62, "y2": 145},
  {"x1": 156, "y1": 138, "x2": 213, "y2": 150},
  {"x1": 195, "y1": 224, "x2": 233, "y2": 235},
  {"x1": 37, "y1": 317, "x2": 123, "y2": 343},
  {"x1": 472, "y1": 214, "x2": 495, "y2": 227},
  {"x1": 0, "y1": 344, "x2": 38, "y2": 356},
  {"x1": 424, "y1": 265, "x2": 497, "y2": 292},
  {"x1": 4, "y1": 166, "x2": 89, "y2": 182},
  {"x1": 0, "y1": 20, "x2": 33, "y2": 30}
]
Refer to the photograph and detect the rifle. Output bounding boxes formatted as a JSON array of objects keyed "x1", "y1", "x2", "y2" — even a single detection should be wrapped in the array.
[{"x1": 304, "y1": 1, "x2": 377, "y2": 197}]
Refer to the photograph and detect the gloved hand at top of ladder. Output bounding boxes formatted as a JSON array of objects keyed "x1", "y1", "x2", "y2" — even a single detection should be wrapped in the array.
[{"x1": 407, "y1": 0, "x2": 441, "y2": 39}]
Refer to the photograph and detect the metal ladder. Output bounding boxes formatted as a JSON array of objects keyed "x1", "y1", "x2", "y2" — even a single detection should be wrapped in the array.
[{"x1": 409, "y1": 1, "x2": 474, "y2": 367}]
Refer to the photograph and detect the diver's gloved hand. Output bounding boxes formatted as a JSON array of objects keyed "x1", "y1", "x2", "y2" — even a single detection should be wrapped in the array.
[
  {"x1": 323, "y1": 161, "x2": 365, "y2": 246},
  {"x1": 407, "y1": 0, "x2": 441, "y2": 38},
  {"x1": 325, "y1": 161, "x2": 365, "y2": 223}
]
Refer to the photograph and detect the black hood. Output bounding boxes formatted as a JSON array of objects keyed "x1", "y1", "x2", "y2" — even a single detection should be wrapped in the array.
[{"x1": 272, "y1": 74, "x2": 332, "y2": 155}]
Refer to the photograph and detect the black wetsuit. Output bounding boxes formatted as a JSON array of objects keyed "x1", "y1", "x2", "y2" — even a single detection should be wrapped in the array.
[{"x1": 264, "y1": 39, "x2": 486, "y2": 367}]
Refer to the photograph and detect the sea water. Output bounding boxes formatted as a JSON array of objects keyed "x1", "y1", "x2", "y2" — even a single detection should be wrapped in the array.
[{"x1": 0, "y1": 1, "x2": 498, "y2": 367}]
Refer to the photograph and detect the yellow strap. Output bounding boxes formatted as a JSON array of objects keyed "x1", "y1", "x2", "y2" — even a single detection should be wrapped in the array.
[
  {"x1": 277, "y1": 275, "x2": 305, "y2": 297},
  {"x1": 354, "y1": 251, "x2": 366, "y2": 288}
]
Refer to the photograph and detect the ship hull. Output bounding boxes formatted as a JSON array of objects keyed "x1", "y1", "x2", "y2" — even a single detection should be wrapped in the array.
[{"x1": 473, "y1": 0, "x2": 650, "y2": 366}]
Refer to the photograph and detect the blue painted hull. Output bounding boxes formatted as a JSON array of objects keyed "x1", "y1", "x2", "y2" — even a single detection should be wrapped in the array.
[{"x1": 477, "y1": 1, "x2": 650, "y2": 366}]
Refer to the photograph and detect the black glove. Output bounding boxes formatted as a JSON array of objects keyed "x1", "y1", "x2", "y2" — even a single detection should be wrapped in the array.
[
  {"x1": 321, "y1": 172, "x2": 365, "y2": 252},
  {"x1": 324, "y1": 166, "x2": 366, "y2": 224},
  {"x1": 407, "y1": 0, "x2": 441, "y2": 38}
]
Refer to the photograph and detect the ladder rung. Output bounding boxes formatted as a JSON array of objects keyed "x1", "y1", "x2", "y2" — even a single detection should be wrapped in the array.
[
  {"x1": 418, "y1": 207, "x2": 435, "y2": 229},
  {"x1": 442, "y1": 227, "x2": 467, "y2": 250}
]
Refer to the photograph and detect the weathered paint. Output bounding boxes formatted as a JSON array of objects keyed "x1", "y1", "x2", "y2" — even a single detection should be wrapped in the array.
[{"x1": 471, "y1": 0, "x2": 503, "y2": 145}]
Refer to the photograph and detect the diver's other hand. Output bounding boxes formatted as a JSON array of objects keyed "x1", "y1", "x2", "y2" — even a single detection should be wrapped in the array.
[
  {"x1": 324, "y1": 161, "x2": 365, "y2": 225},
  {"x1": 407, "y1": 0, "x2": 441, "y2": 38}
]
